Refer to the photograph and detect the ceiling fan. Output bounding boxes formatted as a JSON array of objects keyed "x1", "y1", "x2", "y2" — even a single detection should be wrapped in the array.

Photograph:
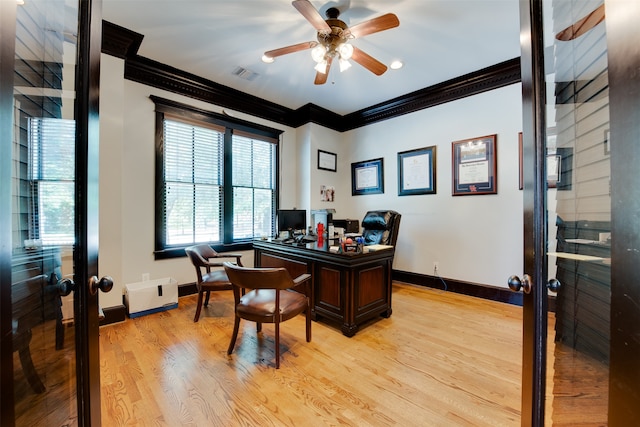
[{"x1": 263, "y1": 0, "x2": 399, "y2": 85}]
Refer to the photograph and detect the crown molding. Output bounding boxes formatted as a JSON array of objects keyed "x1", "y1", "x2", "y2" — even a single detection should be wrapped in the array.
[
  {"x1": 102, "y1": 21, "x2": 143, "y2": 59},
  {"x1": 342, "y1": 58, "x2": 521, "y2": 131},
  {"x1": 102, "y1": 20, "x2": 521, "y2": 132}
]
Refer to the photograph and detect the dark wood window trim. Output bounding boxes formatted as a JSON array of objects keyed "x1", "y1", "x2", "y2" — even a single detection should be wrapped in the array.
[{"x1": 152, "y1": 96, "x2": 281, "y2": 260}]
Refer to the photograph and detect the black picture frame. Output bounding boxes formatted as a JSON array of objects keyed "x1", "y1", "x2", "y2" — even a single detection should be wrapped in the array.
[
  {"x1": 317, "y1": 149, "x2": 337, "y2": 172},
  {"x1": 452, "y1": 134, "x2": 497, "y2": 196},
  {"x1": 398, "y1": 146, "x2": 437, "y2": 196},
  {"x1": 351, "y1": 158, "x2": 384, "y2": 195}
]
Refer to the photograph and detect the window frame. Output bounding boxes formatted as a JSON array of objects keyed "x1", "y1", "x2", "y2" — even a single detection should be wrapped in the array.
[{"x1": 152, "y1": 96, "x2": 281, "y2": 259}]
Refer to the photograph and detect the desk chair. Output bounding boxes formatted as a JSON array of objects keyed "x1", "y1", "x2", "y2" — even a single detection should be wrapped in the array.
[
  {"x1": 361, "y1": 210, "x2": 402, "y2": 246},
  {"x1": 223, "y1": 262, "x2": 311, "y2": 369},
  {"x1": 185, "y1": 244, "x2": 243, "y2": 322}
]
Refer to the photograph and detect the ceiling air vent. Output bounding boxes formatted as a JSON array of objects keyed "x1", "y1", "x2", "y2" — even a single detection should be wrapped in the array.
[{"x1": 232, "y1": 66, "x2": 259, "y2": 81}]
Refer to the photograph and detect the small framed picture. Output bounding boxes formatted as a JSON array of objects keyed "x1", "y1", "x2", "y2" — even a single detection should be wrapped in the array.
[{"x1": 318, "y1": 150, "x2": 337, "y2": 172}]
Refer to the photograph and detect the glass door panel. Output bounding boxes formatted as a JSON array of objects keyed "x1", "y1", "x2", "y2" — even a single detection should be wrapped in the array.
[
  {"x1": 543, "y1": 0, "x2": 610, "y2": 424},
  {"x1": 11, "y1": 0, "x2": 79, "y2": 424}
]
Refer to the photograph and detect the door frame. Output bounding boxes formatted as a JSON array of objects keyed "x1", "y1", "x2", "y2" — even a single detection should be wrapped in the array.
[
  {"x1": 0, "y1": 0, "x2": 103, "y2": 425},
  {"x1": 606, "y1": 0, "x2": 640, "y2": 423},
  {"x1": 519, "y1": 0, "x2": 549, "y2": 424},
  {"x1": 520, "y1": 0, "x2": 640, "y2": 424},
  {"x1": 0, "y1": 0, "x2": 19, "y2": 422},
  {"x1": 74, "y1": 0, "x2": 103, "y2": 425}
]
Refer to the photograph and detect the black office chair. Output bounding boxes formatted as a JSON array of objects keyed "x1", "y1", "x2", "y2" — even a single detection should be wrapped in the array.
[{"x1": 361, "y1": 210, "x2": 401, "y2": 246}]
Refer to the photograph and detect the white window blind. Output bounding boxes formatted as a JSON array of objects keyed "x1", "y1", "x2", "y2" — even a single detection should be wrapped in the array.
[
  {"x1": 154, "y1": 97, "x2": 280, "y2": 256},
  {"x1": 28, "y1": 117, "x2": 75, "y2": 245},
  {"x1": 163, "y1": 118, "x2": 223, "y2": 245},
  {"x1": 232, "y1": 133, "x2": 276, "y2": 239}
]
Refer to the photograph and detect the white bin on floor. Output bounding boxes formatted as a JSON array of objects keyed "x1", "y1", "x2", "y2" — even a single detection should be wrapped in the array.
[{"x1": 124, "y1": 277, "x2": 178, "y2": 318}]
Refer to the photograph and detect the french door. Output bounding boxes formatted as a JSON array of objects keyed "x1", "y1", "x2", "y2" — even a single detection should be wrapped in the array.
[
  {"x1": 520, "y1": 0, "x2": 640, "y2": 424},
  {"x1": 0, "y1": 0, "x2": 103, "y2": 425}
]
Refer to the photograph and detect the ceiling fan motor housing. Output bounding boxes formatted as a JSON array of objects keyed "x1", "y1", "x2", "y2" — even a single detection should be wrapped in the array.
[{"x1": 317, "y1": 15, "x2": 350, "y2": 56}]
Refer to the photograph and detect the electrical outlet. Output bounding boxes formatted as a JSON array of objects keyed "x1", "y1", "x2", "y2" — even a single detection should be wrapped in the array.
[
  {"x1": 433, "y1": 261, "x2": 439, "y2": 272},
  {"x1": 142, "y1": 273, "x2": 150, "y2": 282}
]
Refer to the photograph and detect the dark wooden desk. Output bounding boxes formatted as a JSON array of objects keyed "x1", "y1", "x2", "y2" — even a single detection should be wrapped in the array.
[{"x1": 253, "y1": 239, "x2": 395, "y2": 337}]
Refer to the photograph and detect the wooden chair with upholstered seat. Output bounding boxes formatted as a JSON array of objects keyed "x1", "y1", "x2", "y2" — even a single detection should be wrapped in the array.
[
  {"x1": 185, "y1": 244, "x2": 243, "y2": 322},
  {"x1": 223, "y1": 262, "x2": 311, "y2": 368}
]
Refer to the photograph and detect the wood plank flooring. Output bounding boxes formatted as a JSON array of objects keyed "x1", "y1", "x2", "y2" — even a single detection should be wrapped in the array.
[{"x1": 100, "y1": 283, "x2": 524, "y2": 426}]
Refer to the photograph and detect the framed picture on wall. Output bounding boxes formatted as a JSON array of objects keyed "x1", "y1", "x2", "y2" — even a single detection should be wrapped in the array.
[
  {"x1": 317, "y1": 149, "x2": 337, "y2": 172},
  {"x1": 351, "y1": 158, "x2": 384, "y2": 195},
  {"x1": 451, "y1": 134, "x2": 497, "y2": 196},
  {"x1": 398, "y1": 146, "x2": 437, "y2": 196}
]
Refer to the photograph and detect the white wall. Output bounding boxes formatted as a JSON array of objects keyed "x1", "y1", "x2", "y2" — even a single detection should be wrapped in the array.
[
  {"x1": 99, "y1": 54, "x2": 300, "y2": 306},
  {"x1": 99, "y1": 54, "x2": 523, "y2": 308},
  {"x1": 339, "y1": 84, "x2": 524, "y2": 287}
]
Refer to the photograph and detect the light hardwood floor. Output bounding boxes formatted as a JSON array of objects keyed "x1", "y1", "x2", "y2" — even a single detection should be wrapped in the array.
[{"x1": 100, "y1": 283, "x2": 524, "y2": 426}]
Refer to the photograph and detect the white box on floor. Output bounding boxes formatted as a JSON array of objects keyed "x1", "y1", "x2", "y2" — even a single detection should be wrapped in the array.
[{"x1": 124, "y1": 277, "x2": 178, "y2": 318}]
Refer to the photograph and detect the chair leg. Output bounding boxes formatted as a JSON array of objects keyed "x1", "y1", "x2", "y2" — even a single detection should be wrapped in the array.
[
  {"x1": 55, "y1": 309, "x2": 65, "y2": 350},
  {"x1": 275, "y1": 322, "x2": 280, "y2": 369},
  {"x1": 306, "y1": 304, "x2": 312, "y2": 342},
  {"x1": 17, "y1": 331, "x2": 45, "y2": 394},
  {"x1": 203, "y1": 290, "x2": 211, "y2": 307},
  {"x1": 256, "y1": 322, "x2": 262, "y2": 333},
  {"x1": 193, "y1": 290, "x2": 205, "y2": 322},
  {"x1": 227, "y1": 315, "x2": 241, "y2": 355}
]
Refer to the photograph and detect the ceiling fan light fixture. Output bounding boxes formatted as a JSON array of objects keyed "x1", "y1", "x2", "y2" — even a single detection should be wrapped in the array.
[
  {"x1": 390, "y1": 60, "x2": 403, "y2": 70},
  {"x1": 311, "y1": 45, "x2": 327, "y2": 62},
  {"x1": 338, "y1": 43, "x2": 353, "y2": 60},
  {"x1": 261, "y1": 55, "x2": 275, "y2": 64},
  {"x1": 314, "y1": 60, "x2": 328, "y2": 74},
  {"x1": 339, "y1": 58, "x2": 352, "y2": 72}
]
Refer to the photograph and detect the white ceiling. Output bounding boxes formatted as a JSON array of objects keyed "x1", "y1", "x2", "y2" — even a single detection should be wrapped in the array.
[{"x1": 102, "y1": 0, "x2": 522, "y2": 115}]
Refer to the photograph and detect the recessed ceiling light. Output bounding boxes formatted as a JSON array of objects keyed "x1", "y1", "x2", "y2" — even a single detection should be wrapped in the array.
[
  {"x1": 16, "y1": 0, "x2": 25, "y2": 4},
  {"x1": 390, "y1": 60, "x2": 403, "y2": 70},
  {"x1": 261, "y1": 55, "x2": 274, "y2": 64}
]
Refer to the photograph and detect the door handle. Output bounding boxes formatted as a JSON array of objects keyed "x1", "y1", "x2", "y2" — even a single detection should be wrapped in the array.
[
  {"x1": 57, "y1": 278, "x2": 76, "y2": 296},
  {"x1": 508, "y1": 275, "x2": 561, "y2": 294},
  {"x1": 547, "y1": 278, "x2": 561, "y2": 292},
  {"x1": 50, "y1": 272, "x2": 76, "y2": 296},
  {"x1": 89, "y1": 276, "x2": 114, "y2": 295},
  {"x1": 508, "y1": 274, "x2": 532, "y2": 294}
]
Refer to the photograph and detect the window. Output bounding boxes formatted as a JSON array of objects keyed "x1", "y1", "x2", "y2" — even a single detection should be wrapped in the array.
[
  {"x1": 153, "y1": 97, "x2": 280, "y2": 259},
  {"x1": 28, "y1": 117, "x2": 76, "y2": 246}
]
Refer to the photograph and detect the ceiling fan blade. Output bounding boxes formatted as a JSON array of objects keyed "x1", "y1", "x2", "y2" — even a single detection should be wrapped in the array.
[
  {"x1": 264, "y1": 41, "x2": 317, "y2": 59},
  {"x1": 556, "y1": 4, "x2": 605, "y2": 41},
  {"x1": 347, "y1": 13, "x2": 399, "y2": 39},
  {"x1": 292, "y1": 0, "x2": 331, "y2": 33},
  {"x1": 314, "y1": 56, "x2": 333, "y2": 85},
  {"x1": 351, "y1": 46, "x2": 387, "y2": 76}
]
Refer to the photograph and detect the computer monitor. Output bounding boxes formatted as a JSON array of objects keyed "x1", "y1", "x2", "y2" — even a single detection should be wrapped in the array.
[{"x1": 277, "y1": 209, "x2": 306, "y2": 235}]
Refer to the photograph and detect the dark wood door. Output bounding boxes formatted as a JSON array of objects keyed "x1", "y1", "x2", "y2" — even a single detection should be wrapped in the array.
[
  {"x1": 0, "y1": 0, "x2": 103, "y2": 425},
  {"x1": 520, "y1": 0, "x2": 640, "y2": 424}
]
